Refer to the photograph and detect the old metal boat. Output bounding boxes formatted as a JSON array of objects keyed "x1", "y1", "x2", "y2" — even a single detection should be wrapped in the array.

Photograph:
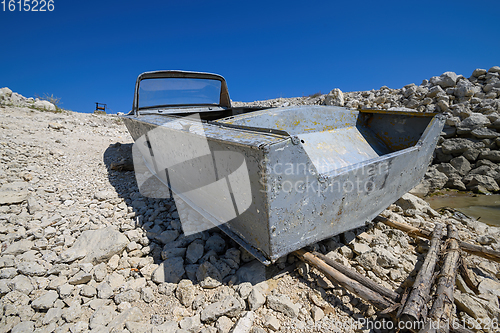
[{"x1": 122, "y1": 70, "x2": 447, "y2": 264}]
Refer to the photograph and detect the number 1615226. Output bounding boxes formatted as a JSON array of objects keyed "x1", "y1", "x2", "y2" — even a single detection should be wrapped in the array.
[{"x1": 2, "y1": 0, "x2": 54, "y2": 11}]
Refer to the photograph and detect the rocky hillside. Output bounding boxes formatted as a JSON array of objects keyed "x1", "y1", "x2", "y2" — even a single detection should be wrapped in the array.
[
  {"x1": 235, "y1": 66, "x2": 500, "y2": 195},
  {"x1": 0, "y1": 70, "x2": 499, "y2": 333},
  {"x1": 0, "y1": 88, "x2": 57, "y2": 113}
]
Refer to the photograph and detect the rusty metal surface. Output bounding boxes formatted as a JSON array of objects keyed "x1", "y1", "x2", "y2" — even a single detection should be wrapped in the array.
[
  {"x1": 264, "y1": 110, "x2": 445, "y2": 260},
  {"x1": 123, "y1": 105, "x2": 446, "y2": 264}
]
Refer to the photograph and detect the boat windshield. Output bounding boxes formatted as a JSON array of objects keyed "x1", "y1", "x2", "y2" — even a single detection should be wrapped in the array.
[{"x1": 138, "y1": 77, "x2": 222, "y2": 109}]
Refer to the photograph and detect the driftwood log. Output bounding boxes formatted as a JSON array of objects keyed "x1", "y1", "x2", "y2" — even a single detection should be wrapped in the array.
[
  {"x1": 400, "y1": 223, "x2": 444, "y2": 325},
  {"x1": 312, "y1": 251, "x2": 399, "y2": 302},
  {"x1": 420, "y1": 224, "x2": 461, "y2": 333},
  {"x1": 374, "y1": 216, "x2": 500, "y2": 263},
  {"x1": 295, "y1": 248, "x2": 474, "y2": 333},
  {"x1": 294, "y1": 249, "x2": 395, "y2": 310}
]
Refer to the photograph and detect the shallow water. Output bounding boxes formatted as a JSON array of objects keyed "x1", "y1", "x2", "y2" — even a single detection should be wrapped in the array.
[{"x1": 424, "y1": 194, "x2": 500, "y2": 227}]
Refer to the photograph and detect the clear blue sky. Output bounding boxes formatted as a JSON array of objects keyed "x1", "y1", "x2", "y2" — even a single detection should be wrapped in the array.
[{"x1": 1, "y1": 0, "x2": 499, "y2": 113}]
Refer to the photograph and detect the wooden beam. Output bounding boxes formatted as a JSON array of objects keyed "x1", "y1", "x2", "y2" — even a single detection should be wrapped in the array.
[
  {"x1": 374, "y1": 216, "x2": 500, "y2": 264},
  {"x1": 313, "y1": 251, "x2": 399, "y2": 302},
  {"x1": 400, "y1": 223, "x2": 444, "y2": 325},
  {"x1": 294, "y1": 249, "x2": 394, "y2": 310},
  {"x1": 420, "y1": 225, "x2": 460, "y2": 333}
]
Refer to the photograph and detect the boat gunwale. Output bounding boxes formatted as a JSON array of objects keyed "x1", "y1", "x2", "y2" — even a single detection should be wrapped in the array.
[{"x1": 122, "y1": 114, "x2": 290, "y2": 149}]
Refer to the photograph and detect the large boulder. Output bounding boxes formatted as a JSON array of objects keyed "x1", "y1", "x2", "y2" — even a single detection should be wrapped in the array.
[
  {"x1": 445, "y1": 174, "x2": 467, "y2": 191},
  {"x1": 34, "y1": 100, "x2": 56, "y2": 111},
  {"x1": 478, "y1": 278, "x2": 500, "y2": 298},
  {"x1": 450, "y1": 156, "x2": 471, "y2": 176},
  {"x1": 469, "y1": 165, "x2": 495, "y2": 176},
  {"x1": 488, "y1": 66, "x2": 500, "y2": 74},
  {"x1": 454, "y1": 292, "x2": 489, "y2": 320},
  {"x1": 411, "y1": 168, "x2": 448, "y2": 196},
  {"x1": 427, "y1": 85, "x2": 445, "y2": 98},
  {"x1": 60, "y1": 227, "x2": 129, "y2": 264},
  {"x1": 323, "y1": 88, "x2": 344, "y2": 106},
  {"x1": 395, "y1": 193, "x2": 430, "y2": 212},
  {"x1": 430, "y1": 72, "x2": 459, "y2": 88},
  {"x1": 3, "y1": 240, "x2": 33, "y2": 256},
  {"x1": 372, "y1": 247, "x2": 399, "y2": 268},
  {"x1": 0, "y1": 182, "x2": 30, "y2": 205},
  {"x1": 441, "y1": 138, "x2": 485, "y2": 155},
  {"x1": 436, "y1": 163, "x2": 459, "y2": 177},
  {"x1": 479, "y1": 150, "x2": 500, "y2": 163},
  {"x1": 31, "y1": 291, "x2": 59, "y2": 310},
  {"x1": 235, "y1": 260, "x2": 266, "y2": 285},
  {"x1": 0, "y1": 87, "x2": 12, "y2": 102},
  {"x1": 471, "y1": 128, "x2": 499, "y2": 139},
  {"x1": 231, "y1": 311, "x2": 255, "y2": 333},
  {"x1": 151, "y1": 257, "x2": 185, "y2": 284},
  {"x1": 454, "y1": 80, "x2": 480, "y2": 98},
  {"x1": 196, "y1": 261, "x2": 222, "y2": 288},
  {"x1": 11, "y1": 322, "x2": 35, "y2": 333},
  {"x1": 10, "y1": 92, "x2": 27, "y2": 105},
  {"x1": 434, "y1": 147, "x2": 453, "y2": 163},
  {"x1": 200, "y1": 296, "x2": 245, "y2": 322},
  {"x1": 424, "y1": 168, "x2": 448, "y2": 190},
  {"x1": 176, "y1": 279, "x2": 195, "y2": 307},
  {"x1": 266, "y1": 295, "x2": 299, "y2": 318},
  {"x1": 465, "y1": 175, "x2": 500, "y2": 193},
  {"x1": 459, "y1": 113, "x2": 491, "y2": 129},
  {"x1": 472, "y1": 69, "x2": 487, "y2": 77}
]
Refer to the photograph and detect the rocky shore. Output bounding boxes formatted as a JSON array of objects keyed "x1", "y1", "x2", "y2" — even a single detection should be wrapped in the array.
[{"x1": 0, "y1": 68, "x2": 500, "y2": 333}]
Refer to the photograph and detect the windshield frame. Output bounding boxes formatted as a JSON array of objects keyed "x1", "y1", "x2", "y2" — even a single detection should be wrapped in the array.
[
  {"x1": 132, "y1": 70, "x2": 231, "y2": 115},
  {"x1": 138, "y1": 77, "x2": 223, "y2": 110}
]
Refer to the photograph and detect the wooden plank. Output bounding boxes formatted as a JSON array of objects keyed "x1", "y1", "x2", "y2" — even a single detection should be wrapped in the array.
[
  {"x1": 313, "y1": 251, "x2": 400, "y2": 302},
  {"x1": 400, "y1": 223, "x2": 444, "y2": 324},
  {"x1": 294, "y1": 249, "x2": 394, "y2": 310},
  {"x1": 420, "y1": 225, "x2": 460, "y2": 333},
  {"x1": 374, "y1": 216, "x2": 500, "y2": 263}
]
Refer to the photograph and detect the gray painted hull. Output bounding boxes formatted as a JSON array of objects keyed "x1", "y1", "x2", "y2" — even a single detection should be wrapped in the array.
[{"x1": 122, "y1": 106, "x2": 446, "y2": 264}]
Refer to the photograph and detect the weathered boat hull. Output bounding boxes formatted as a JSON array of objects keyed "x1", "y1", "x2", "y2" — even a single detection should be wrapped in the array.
[{"x1": 122, "y1": 106, "x2": 446, "y2": 264}]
